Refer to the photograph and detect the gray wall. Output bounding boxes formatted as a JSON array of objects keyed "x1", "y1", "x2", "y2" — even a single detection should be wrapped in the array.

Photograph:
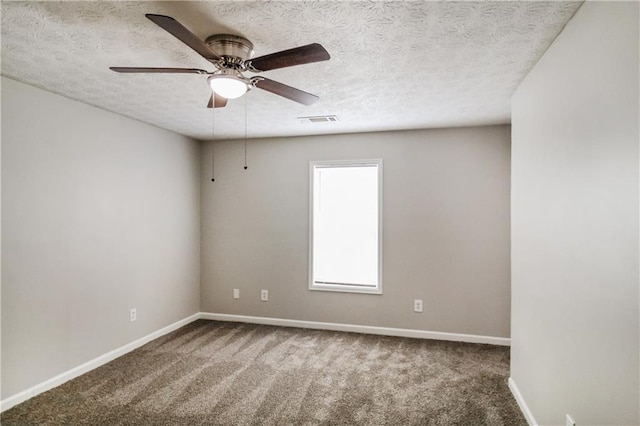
[
  {"x1": 510, "y1": 2, "x2": 639, "y2": 425},
  {"x1": 1, "y1": 77, "x2": 201, "y2": 398},
  {"x1": 201, "y1": 126, "x2": 511, "y2": 338}
]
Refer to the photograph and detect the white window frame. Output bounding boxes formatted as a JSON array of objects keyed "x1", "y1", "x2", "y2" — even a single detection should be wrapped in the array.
[{"x1": 308, "y1": 159, "x2": 383, "y2": 294}]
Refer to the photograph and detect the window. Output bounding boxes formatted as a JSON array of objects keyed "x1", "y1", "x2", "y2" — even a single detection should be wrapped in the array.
[{"x1": 309, "y1": 159, "x2": 382, "y2": 294}]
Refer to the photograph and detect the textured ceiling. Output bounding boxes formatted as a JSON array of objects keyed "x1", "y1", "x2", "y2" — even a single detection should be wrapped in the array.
[{"x1": 1, "y1": 1, "x2": 582, "y2": 140}]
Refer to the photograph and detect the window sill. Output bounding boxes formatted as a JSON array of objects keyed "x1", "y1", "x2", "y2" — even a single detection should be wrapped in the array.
[{"x1": 309, "y1": 284, "x2": 382, "y2": 295}]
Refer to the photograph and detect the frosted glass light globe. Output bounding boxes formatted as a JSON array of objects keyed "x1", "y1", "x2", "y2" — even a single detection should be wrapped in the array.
[{"x1": 208, "y1": 74, "x2": 248, "y2": 99}]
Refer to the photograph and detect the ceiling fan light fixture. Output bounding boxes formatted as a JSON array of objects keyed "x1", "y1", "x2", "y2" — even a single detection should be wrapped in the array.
[
  {"x1": 110, "y1": 14, "x2": 330, "y2": 107},
  {"x1": 208, "y1": 72, "x2": 248, "y2": 99}
]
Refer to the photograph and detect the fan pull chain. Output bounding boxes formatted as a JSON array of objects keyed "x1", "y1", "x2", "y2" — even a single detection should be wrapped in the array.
[
  {"x1": 244, "y1": 95, "x2": 248, "y2": 170},
  {"x1": 211, "y1": 105, "x2": 215, "y2": 182}
]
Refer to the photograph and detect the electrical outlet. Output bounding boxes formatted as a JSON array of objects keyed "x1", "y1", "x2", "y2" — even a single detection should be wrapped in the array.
[
  {"x1": 414, "y1": 299, "x2": 423, "y2": 313},
  {"x1": 566, "y1": 414, "x2": 575, "y2": 426},
  {"x1": 261, "y1": 289, "x2": 269, "y2": 301},
  {"x1": 233, "y1": 288, "x2": 240, "y2": 299},
  {"x1": 129, "y1": 308, "x2": 137, "y2": 322}
]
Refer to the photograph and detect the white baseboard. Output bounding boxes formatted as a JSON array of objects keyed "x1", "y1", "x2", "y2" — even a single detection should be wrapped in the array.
[
  {"x1": 0, "y1": 312, "x2": 200, "y2": 413},
  {"x1": 200, "y1": 312, "x2": 511, "y2": 346},
  {"x1": 508, "y1": 377, "x2": 538, "y2": 426}
]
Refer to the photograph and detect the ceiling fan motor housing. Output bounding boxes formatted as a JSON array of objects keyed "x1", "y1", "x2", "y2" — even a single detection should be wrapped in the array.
[{"x1": 205, "y1": 34, "x2": 254, "y2": 68}]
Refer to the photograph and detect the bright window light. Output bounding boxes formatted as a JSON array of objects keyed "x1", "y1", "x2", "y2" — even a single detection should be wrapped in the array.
[{"x1": 309, "y1": 160, "x2": 382, "y2": 294}]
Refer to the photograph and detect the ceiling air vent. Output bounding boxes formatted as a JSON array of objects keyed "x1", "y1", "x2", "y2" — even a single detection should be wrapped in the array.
[{"x1": 298, "y1": 115, "x2": 339, "y2": 124}]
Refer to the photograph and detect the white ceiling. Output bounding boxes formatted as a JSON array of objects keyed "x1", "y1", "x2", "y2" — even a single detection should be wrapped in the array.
[{"x1": 1, "y1": 1, "x2": 582, "y2": 141}]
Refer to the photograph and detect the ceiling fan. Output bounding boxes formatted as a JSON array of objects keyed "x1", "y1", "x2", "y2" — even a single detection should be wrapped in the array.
[{"x1": 110, "y1": 14, "x2": 330, "y2": 108}]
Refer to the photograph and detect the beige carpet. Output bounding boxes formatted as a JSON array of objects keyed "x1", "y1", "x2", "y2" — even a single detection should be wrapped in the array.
[{"x1": 2, "y1": 320, "x2": 526, "y2": 425}]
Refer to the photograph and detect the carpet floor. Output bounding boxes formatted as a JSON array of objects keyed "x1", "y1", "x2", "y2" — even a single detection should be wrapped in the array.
[{"x1": 2, "y1": 320, "x2": 526, "y2": 425}]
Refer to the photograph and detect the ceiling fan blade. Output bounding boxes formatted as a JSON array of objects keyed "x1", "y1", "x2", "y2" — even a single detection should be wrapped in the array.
[
  {"x1": 214, "y1": 94, "x2": 228, "y2": 108},
  {"x1": 247, "y1": 43, "x2": 330, "y2": 72},
  {"x1": 145, "y1": 14, "x2": 220, "y2": 63},
  {"x1": 207, "y1": 93, "x2": 228, "y2": 108},
  {"x1": 252, "y1": 77, "x2": 319, "y2": 105},
  {"x1": 110, "y1": 67, "x2": 208, "y2": 74}
]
